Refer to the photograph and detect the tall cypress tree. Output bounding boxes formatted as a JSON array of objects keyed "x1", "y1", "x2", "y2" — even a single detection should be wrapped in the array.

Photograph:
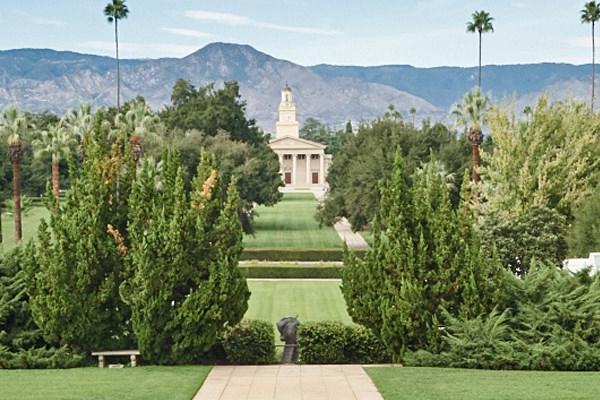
[
  {"x1": 126, "y1": 150, "x2": 248, "y2": 363},
  {"x1": 343, "y1": 151, "x2": 503, "y2": 358}
]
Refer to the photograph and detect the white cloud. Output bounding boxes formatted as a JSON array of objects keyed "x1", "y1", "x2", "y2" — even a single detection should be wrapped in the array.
[
  {"x1": 184, "y1": 9, "x2": 340, "y2": 35},
  {"x1": 78, "y1": 41, "x2": 199, "y2": 58},
  {"x1": 184, "y1": 10, "x2": 252, "y2": 26},
  {"x1": 161, "y1": 27, "x2": 214, "y2": 39}
]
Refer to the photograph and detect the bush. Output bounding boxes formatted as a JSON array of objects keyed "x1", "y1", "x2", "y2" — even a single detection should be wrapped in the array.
[
  {"x1": 0, "y1": 345, "x2": 84, "y2": 369},
  {"x1": 241, "y1": 248, "x2": 348, "y2": 262},
  {"x1": 239, "y1": 265, "x2": 342, "y2": 279},
  {"x1": 223, "y1": 320, "x2": 275, "y2": 365},
  {"x1": 298, "y1": 321, "x2": 390, "y2": 364}
]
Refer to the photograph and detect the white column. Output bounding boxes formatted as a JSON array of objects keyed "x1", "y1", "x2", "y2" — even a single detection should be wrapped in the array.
[
  {"x1": 278, "y1": 154, "x2": 283, "y2": 174},
  {"x1": 319, "y1": 152, "x2": 325, "y2": 185},
  {"x1": 292, "y1": 154, "x2": 297, "y2": 185},
  {"x1": 306, "y1": 153, "x2": 311, "y2": 185}
]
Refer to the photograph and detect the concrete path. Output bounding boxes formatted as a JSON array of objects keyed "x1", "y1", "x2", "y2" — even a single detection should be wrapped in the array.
[
  {"x1": 193, "y1": 365, "x2": 383, "y2": 400},
  {"x1": 333, "y1": 218, "x2": 369, "y2": 251}
]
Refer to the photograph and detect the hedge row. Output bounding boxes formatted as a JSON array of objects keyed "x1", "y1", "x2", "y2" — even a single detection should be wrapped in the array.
[
  {"x1": 241, "y1": 248, "x2": 366, "y2": 262},
  {"x1": 298, "y1": 321, "x2": 391, "y2": 364},
  {"x1": 239, "y1": 265, "x2": 342, "y2": 279},
  {"x1": 222, "y1": 320, "x2": 276, "y2": 365}
]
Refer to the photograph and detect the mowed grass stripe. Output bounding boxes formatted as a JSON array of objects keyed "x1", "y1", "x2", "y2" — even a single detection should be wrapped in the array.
[
  {"x1": 0, "y1": 366, "x2": 211, "y2": 400},
  {"x1": 244, "y1": 193, "x2": 342, "y2": 249},
  {"x1": 245, "y1": 280, "x2": 352, "y2": 327},
  {"x1": 366, "y1": 367, "x2": 600, "y2": 400}
]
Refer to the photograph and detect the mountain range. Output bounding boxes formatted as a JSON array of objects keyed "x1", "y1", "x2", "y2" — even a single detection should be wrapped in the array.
[{"x1": 0, "y1": 42, "x2": 595, "y2": 131}]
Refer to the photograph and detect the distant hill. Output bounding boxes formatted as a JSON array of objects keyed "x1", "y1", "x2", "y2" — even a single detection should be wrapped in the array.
[{"x1": 0, "y1": 42, "x2": 595, "y2": 131}]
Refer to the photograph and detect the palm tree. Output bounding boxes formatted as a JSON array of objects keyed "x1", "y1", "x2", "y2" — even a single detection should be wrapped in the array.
[
  {"x1": 65, "y1": 104, "x2": 95, "y2": 158},
  {"x1": 116, "y1": 99, "x2": 160, "y2": 163},
  {"x1": 104, "y1": 0, "x2": 129, "y2": 110},
  {"x1": 451, "y1": 89, "x2": 490, "y2": 186},
  {"x1": 0, "y1": 108, "x2": 29, "y2": 241},
  {"x1": 581, "y1": 1, "x2": 600, "y2": 111},
  {"x1": 409, "y1": 107, "x2": 417, "y2": 126},
  {"x1": 32, "y1": 119, "x2": 76, "y2": 202},
  {"x1": 467, "y1": 10, "x2": 494, "y2": 89}
]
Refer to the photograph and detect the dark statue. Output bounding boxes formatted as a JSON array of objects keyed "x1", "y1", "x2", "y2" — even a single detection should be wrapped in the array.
[{"x1": 277, "y1": 316, "x2": 299, "y2": 364}]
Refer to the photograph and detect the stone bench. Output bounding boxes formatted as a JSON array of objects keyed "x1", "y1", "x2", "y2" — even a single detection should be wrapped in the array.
[{"x1": 91, "y1": 350, "x2": 141, "y2": 368}]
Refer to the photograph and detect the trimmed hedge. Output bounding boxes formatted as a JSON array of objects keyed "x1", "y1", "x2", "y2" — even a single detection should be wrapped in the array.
[
  {"x1": 239, "y1": 265, "x2": 342, "y2": 279},
  {"x1": 223, "y1": 320, "x2": 276, "y2": 365},
  {"x1": 241, "y1": 248, "x2": 366, "y2": 262},
  {"x1": 298, "y1": 321, "x2": 391, "y2": 364},
  {"x1": 241, "y1": 248, "x2": 344, "y2": 262}
]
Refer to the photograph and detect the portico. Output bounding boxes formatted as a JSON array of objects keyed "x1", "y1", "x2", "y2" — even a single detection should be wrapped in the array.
[{"x1": 269, "y1": 85, "x2": 332, "y2": 190}]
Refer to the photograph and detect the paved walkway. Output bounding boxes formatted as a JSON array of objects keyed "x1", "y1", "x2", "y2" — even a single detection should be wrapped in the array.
[
  {"x1": 333, "y1": 218, "x2": 369, "y2": 251},
  {"x1": 193, "y1": 365, "x2": 383, "y2": 400}
]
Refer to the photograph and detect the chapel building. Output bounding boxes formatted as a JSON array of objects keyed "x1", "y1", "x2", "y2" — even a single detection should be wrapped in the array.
[{"x1": 269, "y1": 85, "x2": 332, "y2": 190}]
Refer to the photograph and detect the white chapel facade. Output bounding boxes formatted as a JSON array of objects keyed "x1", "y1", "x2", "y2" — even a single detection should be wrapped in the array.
[{"x1": 269, "y1": 85, "x2": 332, "y2": 190}]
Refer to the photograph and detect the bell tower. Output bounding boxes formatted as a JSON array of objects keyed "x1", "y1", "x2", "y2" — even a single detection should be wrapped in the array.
[{"x1": 276, "y1": 84, "x2": 299, "y2": 138}]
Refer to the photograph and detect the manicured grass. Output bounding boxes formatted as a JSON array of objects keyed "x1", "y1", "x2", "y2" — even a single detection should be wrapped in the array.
[
  {"x1": 245, "y1": 279, "x2": 352, "y2": 327},
  {"x1": 366, "y1": 367, "x2": 600, "y2": 400},
  {"x1": 1, "y1": 206, "x2": 49, "y2": 253},
  {"x1": 0, "y1": 366, "x2": 211, "y2": 400},
  {"x1": 243, "y1": 193, "x2": 342, "y2": 249}
]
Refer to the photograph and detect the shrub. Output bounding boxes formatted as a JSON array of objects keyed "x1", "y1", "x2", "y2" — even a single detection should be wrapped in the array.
[
  {"x1": 0, "y1": 346, "x2": 84, "y2": 369},
  {"x1": 241, "y1": 248, "x2": 347, "y2": 262},
  {"x1": 223, "y1": 320, "x2": 275, "y2": 365},
  {"x1": 298, "y1": 321, "x2": 390, "y2": 364}
]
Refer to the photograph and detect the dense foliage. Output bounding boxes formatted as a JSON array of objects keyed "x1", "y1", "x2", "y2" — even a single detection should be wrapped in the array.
[
  {"x1": 299, "y1": 117, "x2": 352, "y2": 155},
  {"x1": 480, "y1": 205, "x2": 568, "y2": 275},
  {"x1": 161, "y1": 80, "x2": 282, "y2": 229},
  {"x1": 568, "y1": 184, "x2": 600, "y2": 256},
  {"x1": 482, "y1": 97, "x2": 600, "y2": 219},
  {"x1": 298, "y1": 321, "x2": 390, "y2": 364},
  {"x1": 321, "y1": 109, "x2": 469, "y2": 230},
  {"x1": 0, "y1": 249, "x2": 83, "y2": 368},
  {"x1": 125, "y1": 151, "x2": 249, "y2": 363},
  {"x1": 342, "y1": 153, "x2": 505, "y2": 357},
  {"x1": 222, "y1": 320, "x2": 275, "y2": 365},
  {"x1": 406, "y1": 263, "x2": 600, "y2": 371},
  {"x1": 20, "y1": 108, "x2": 248, "y2": 363}
]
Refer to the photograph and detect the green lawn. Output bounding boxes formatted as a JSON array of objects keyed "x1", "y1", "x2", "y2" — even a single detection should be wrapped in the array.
[
  {"x1": 366, "y1": 367, "x2": 600, "y2": 400},
  {"x1": 244, "y1": 193, "x2": 342, "y2": 249},
  {"x1": 1, "y1": 206, "x2": 49, "y2": 253},
  {"x1": 0, "y1": 366, "x2": 211, "y2": 400},
  {"x1": 245, "y1": 279, "x2": 352, "y2": 327}
]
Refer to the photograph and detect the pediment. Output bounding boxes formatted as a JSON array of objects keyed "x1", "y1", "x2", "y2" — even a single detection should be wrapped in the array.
[{"x1": 269, "y1": 136, "x2": 326, "y2": 150}]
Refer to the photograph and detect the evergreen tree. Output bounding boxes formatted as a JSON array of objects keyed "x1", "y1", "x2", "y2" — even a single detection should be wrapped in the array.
[
  {"x1": 23, "y1": 130, "x2": 134, "y2": 352},
  {"x1": 125, "y1": 150, "x2": 249, "y2": 363},
  {"x1": 568, "y1": 184, "x2": 600, "y2": 256},
  {"x1": 343, "y1": 151, "x2": 503, "y2": 358}
]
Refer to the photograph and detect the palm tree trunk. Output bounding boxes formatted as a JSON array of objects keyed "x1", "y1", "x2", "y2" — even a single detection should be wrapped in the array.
[
  {"x1": 0, "y1": 201, "x2": 3, "y2": 244},
  {"x1": 593, "y1": 22, "x2": 596, "y2": 112},
  {"x1": 115, "y1": 19, "x2": 121, "y2": 110},
  {"x1": 478, "y1": 31, "x2": 482, "y2": 89},
  {"x1": 51, "y1": 158, "x2": 60, "y2": 202},
  {"x1": 11, "y1": 155, "x2": 22, "y2": 242},
  {"x1": 471, "y1": 143, "x2": 481, "y2": 185}
]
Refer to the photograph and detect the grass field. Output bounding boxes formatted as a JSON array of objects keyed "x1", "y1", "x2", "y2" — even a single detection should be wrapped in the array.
[
  {"x1": 1, "y1": 206, "x2": 49, "y2": 253},
  {"x1": 366, "y1": 367, "x2": 600, "y2": 400},
  {"x1": 243, "y1": 193, "x2": 342, "y2": 249},
  {"x1": 0, "y1": 366, "x2": 211, "y2": 400},
  {"x1": 245, "y1": 279, "x2": 352, "y2": 328}
]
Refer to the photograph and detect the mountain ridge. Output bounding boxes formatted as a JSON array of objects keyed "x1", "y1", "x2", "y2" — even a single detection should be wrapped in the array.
[{"x1": 0, "y1": 42, "x2": 595, "y2": 130}]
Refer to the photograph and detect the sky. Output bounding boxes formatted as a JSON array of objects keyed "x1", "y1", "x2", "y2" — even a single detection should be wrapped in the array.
[{"x1": 0, "y1": 0, "x2": 595, "y2": 67}]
